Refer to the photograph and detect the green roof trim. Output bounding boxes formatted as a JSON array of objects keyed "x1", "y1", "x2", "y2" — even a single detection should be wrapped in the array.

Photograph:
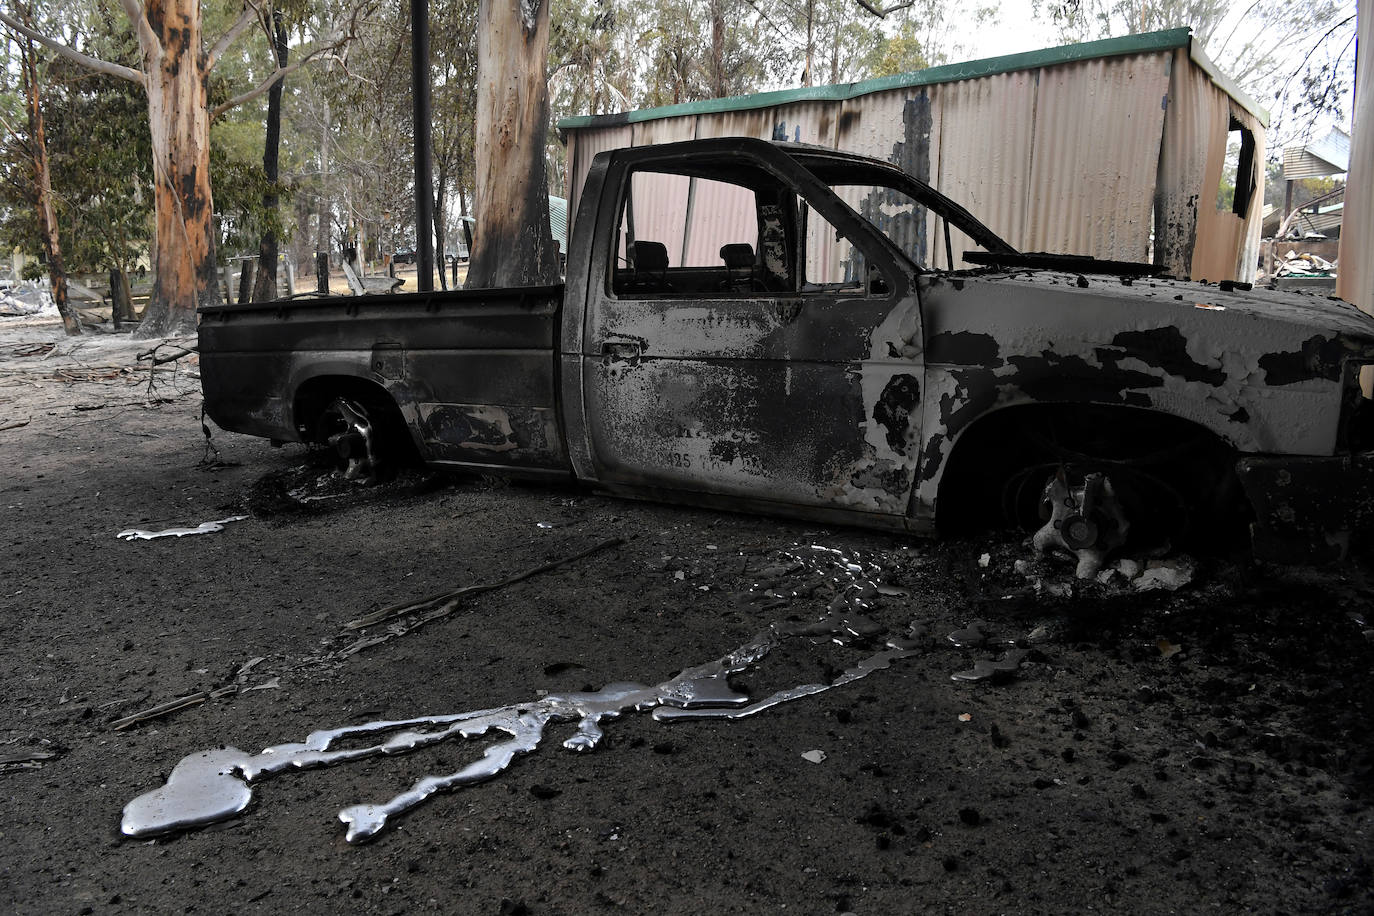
[
  {"x1": 557, "y1": 27, "x2": 1267, "y2": 131},
  {"x1": 1185, "y1": 39, "x2": 1269, "y2": 127}
]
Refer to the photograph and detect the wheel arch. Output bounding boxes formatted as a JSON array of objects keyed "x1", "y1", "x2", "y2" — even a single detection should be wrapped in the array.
[
  {"x1": 931, "y1": 400, "x2": 1244, "y2": 541},
  {"x1": 290, "y1": 373, "x2": 422, "y2": 462}
]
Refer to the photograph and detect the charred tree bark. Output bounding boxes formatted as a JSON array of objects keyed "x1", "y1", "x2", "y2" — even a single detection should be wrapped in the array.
[
  {"x1": 133, "y1": 0, "x2": 220, "y2": 338},
  {"x1": 466, "y1": 0, "x2": 559, "y2": 290},
  {"x1": 434, "y1": 179, "x2": 448, "y2": 290},
  {"x1": 19, "y1": 35, "x2": 79, "y2": 336},
  {"x1": 709, "y1": 0, "x2": 725, "y2": 98},
  {"x1": 411, "y1": 0, "x2": 436, "y2": 291},
  {"x1": 252, "y1": 12, "x2": 289, "y2": 303}
]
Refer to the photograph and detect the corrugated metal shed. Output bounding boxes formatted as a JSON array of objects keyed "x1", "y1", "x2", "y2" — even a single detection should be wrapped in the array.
[{"x1": 559, "y1": 28, "x2": 1269, "y2": 282}]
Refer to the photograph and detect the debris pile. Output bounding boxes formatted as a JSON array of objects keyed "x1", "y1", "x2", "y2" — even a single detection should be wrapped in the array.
[
  {"x1": 1275, "y1": 250, "x2": 1336, "y2": 277},
  {"x1": 0, "y1": 282, "x2": 55, "y2": 318}
]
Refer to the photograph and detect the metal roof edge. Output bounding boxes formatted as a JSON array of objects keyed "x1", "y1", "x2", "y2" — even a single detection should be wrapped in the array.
[
  {"x1": 1186, "y1": 36, "x2": 1270, "y2": 127},
  {"x1": 557, "y1": 28, "x2": 1205, "y2": 132}
]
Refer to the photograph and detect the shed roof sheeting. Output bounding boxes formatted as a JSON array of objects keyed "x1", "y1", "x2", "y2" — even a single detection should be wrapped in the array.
[{"x1": 1283, "y1": 127, "x2": 1351, "y2": 179}]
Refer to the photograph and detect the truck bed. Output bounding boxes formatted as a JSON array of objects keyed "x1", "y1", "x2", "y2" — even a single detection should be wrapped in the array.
[{"x1": 198, "y1": 285, "x2": 570, "y2": 474}]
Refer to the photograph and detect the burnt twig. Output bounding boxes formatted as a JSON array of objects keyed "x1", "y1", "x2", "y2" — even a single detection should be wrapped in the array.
[{"x1": 344, "y1": 536, "x2": 625, "y2": 631}]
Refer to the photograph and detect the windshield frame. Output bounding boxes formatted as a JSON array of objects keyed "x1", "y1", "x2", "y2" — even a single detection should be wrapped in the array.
[{"x1": 780, "y1": 145, "x2": 1017, "y2": 266}]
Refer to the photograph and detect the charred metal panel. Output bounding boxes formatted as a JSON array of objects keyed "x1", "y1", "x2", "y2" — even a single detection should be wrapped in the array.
[
  {"x1": 418, "y1": 403, "x2": 564, "y2": 469},
  {"x1": 581, "y1": 144, "x2": 926, "y2": 516},
  {"x1": 1155, "y1": 52, "x2": 1264, "y2": 282},
  {"x1": 911, "y1": 272, "x2": 1374, "y2": 515},
  {"x1": 199, "y1": 351, "x2": 295, "y2": 440},
  {"x1": 767, "y1": 101, "x2": 839, "y2": 149},
  {"x1": 371, "y1": 342, "x2": 405, "y2": 379},
  {"x1": 198, "y1": 288, "x2": 565, "y2": 465},
  {"x1": 1238, "y1": 454, "x2": 1374, "y2": 562},
  {"x1": 1155, "y1": 49, "x2": 1206, "y2": 279}
]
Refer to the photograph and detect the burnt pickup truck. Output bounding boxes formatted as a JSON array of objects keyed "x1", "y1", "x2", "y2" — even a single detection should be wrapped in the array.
[{"x1": 200, "y1": 137, "x2": 1374, "y2": 563}]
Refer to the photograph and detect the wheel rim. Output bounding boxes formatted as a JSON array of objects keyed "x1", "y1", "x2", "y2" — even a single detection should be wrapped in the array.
[{"x1": 320, "y1": 397, "x2": 379, "y2": 483}]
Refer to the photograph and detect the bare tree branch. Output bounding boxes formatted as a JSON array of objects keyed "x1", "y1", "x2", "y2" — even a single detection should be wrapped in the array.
[
  {"x1": 207, "y1": 4, "x2": 264, "y2": 72},
  {"x1": 211, "y1": 49, "x2": 344, "y2": 119},
  {"x1": 211, "y1": 2, "x2": 377, "y2": 119},
  {"x1": 0, "y1": 10, "x2": 145, "y2": 85},
  {"x1": 852, "y1": 0, "x2": 914, "y2": 19}
]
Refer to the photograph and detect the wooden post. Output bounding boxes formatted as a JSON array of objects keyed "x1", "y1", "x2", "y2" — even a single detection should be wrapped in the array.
[
  {"x1": 411, "y1": 0, "x2": 435, "y2": 291},
  {"x1": 110, "y1": 267, "x2": 133, "y2": 327},
  {"x1": 316, "y1": 252, "x2": 330, "y2": 294},
  {"x1": 237, "y1": 260, "x2": 255, "y2": 304}
]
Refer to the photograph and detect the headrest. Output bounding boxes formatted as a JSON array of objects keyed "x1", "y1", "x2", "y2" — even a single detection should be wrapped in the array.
[
  {"x1": 720, "y1": 243, "x2": 755, "y2": 270},
  {"x1": 633, "y1": 240, "x2": 669, "y2": 271}
]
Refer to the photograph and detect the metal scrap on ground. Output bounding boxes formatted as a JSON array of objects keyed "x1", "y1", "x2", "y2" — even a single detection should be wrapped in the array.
[{"x1": 116, "y1": 515, "x2": 248, "y2": 541}]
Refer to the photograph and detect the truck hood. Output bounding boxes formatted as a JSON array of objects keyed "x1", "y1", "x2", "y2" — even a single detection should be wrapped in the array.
[{"x1": 977, "y1": 268, "x2": 1374, "y2": 344}]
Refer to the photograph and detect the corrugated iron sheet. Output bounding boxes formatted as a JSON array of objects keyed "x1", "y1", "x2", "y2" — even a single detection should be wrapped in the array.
[
  {"x1": 930, "y1": 72, "x2": 1038, "y2": 265},
  {"x1": 691, "y1": 109, "x2": 777, "y2": 140},
  {"x1": 1156, "y1": 49, "x2": 1214, "y2": 279},
  {"x1": 770, "y1": 100, "x2": 840, "y2": 147},
  {"x1": 1024, "y1": 54, "x2": 1168, "y2": 261},
  {"x1": 566, "y1": 125, "x2": 632, "y2": 223},
  {"x1": 1284, "y1": 148, "x2": 1347, "y2": 181}
]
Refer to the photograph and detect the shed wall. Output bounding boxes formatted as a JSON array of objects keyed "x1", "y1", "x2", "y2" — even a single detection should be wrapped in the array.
[{"x1": 1158, "y1": 49, "x2": 1264, "y2": 283}]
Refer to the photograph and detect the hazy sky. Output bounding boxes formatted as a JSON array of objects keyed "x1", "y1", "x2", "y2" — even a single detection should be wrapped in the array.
[{"x1": 965, "y1": 0, "x2": 1059, "y2": 60}]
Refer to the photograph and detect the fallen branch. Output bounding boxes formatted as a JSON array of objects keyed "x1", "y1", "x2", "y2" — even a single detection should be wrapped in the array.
[
  {"x1": 0, "y1": 419, "x2": 29, "y2": 431},
  {"x1": 345, "y1": 536, "x2": 626, "y2": 630},
  {"x1": 111, "y1": 692, "x2": 209, "y2": 730},
  {"x1": 0, "y1": 748, "x2": 58, "y2": 765},
  {"x1": 137, "y1": 346, "x2": 194, "y2": 366}
]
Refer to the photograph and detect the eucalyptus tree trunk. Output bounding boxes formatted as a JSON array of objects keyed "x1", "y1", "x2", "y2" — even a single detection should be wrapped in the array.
[
  {"x1": 466, "y1": 0, "x2": 558, "y2": 289},
  {"x1": 19, "y1": 34, "x2": 79, "y2": 335},
  {"x1": 133, "y1": 0, "x2": 220, "y2": 337},
  {"x1": 252, "y1": 12, "x2": 289, "y2": 302},
  {"x1": 709, "y1": 0, "x2": 725, "y2": 97}
]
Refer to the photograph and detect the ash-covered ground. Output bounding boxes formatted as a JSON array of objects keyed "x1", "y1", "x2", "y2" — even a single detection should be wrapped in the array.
[{"x1": 1, "y1": 316, "x2": 1372, "y2": 915}]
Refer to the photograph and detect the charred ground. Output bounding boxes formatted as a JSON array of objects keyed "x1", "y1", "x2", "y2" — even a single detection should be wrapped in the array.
[{"x1": 1, "y1": 318, "x2": 1372, "y2": 914}]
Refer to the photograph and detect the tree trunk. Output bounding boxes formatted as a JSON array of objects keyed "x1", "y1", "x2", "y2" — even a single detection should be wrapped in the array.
[
  {"x1": 467, "y1": 0, "x2": 559, "y2": 289},
  {"x1": 252, "y1": 12, "x2": 289, "y2": 302},
  {"x1": 710, "y1": 0, "x2": 725, "y2": 97},
  {"x1": 134, "y1": 0, "x2": 220, "y2": 338},
  {"x1": 19, "y1": 35, "x2": 79, "y2": 336},
  {"x1": 434, "y1": 163, "x2": 448, "y2": 291},
  {"x1": 317, "y1": 96, "x2": 331, "y2": 263}
]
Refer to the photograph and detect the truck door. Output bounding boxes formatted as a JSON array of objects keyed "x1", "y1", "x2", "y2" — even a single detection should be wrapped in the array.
[{"x1": 577, "y1": 148, "x2": 926, "y2": 521}]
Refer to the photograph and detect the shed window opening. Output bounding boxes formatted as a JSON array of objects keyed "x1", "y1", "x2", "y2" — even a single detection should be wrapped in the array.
[{"x1": 1217, "y1": 117, "x2": 1257, "y2": 216}]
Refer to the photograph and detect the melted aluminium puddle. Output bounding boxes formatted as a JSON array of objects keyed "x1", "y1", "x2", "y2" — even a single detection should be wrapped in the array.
[
  {"x1": 117, "y1": 516, "x2": 249, "y2": 541},
  {"x1": 122, "y1": 545, "x2": 927, "y2": 844}
]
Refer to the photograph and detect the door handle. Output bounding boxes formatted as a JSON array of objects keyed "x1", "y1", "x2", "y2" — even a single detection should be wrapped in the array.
[{"x1": 600, "y1": 340, "x2": 643, "y2": 359}]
